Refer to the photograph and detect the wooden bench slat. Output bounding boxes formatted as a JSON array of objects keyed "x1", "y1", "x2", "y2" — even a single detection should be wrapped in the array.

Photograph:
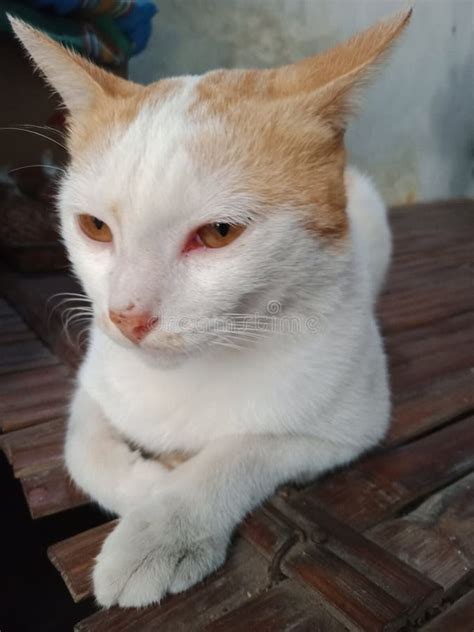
[
  {"x1": 204, "y1": 582, "x2": 346, "y2": 632},
  {"x1": 422, "y1": 588, "x2": 474, "y2": 631},
  {"x1": 282, "y1": 541, "x2": 408, "y2": 632},
  {"x1": 379, "y1": 286, "x2": 474, "y2": 335},
  {"x1": 0, "y1": 377, "x2": 72, "y2": 412},
  {"x1": 304, "y1": 415, "x2": 474, "y2": 530},
  {"x1": 239, "y1": 505, "x2": 302, "y2": 569},
  {"x1": 271, "y1": 500, "x2": 441, "y2": 622},
  {"x1": 0, "y1": 312, "x2": 35, "y2": 344},
  {"x1": 0, "y1": 267, "x2": 85, "y2": 369},
  {"x1": 20, "y1": 464, "x2": 87, "y2": 518},
  {"x1": 0, "y1": 418, "x2": 66, "y2": 477},
  {"x1": 388, "y1": 370, "x2": 474, "y2": 446},
  {"x1": 49, "y1": 521, "x2": 116, "y2": 602},
  {"x1": 0, "y1": 339, "x2": 59, "y2": 375},
  {"x1": 0, "y1": 402, "x2": 68, "y2": 434},
  {"x1": 387, "y1": 319, "x2": 474, "y2": 394},
  {"x1": 368, "y1": 473, "x2": 474, "y2": 594},
  {"x1": 0, "y1": 364, "x2": 70, "y2": 396},
  {"x1": 0, "y1": 369, "x2": 71, "y2": 433}
]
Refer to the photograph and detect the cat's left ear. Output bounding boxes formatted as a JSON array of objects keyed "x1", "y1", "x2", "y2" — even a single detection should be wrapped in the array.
[
  {"x1": 273, "y1": 9, "x2": 412, "y2": 131},
  {"x1": 7, "y1": 15, "x2": 139, "y2": 114}
]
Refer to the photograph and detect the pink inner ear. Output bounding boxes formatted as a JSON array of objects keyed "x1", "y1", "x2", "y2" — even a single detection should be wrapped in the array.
[{"x1": 182, "y1": 230, "x2": 204, "y2": 254}]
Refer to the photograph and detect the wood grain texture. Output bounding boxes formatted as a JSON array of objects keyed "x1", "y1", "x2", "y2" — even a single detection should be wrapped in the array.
[
  {"x1": 0, "y1": 418, "x2": 66, "y2": 477},
  {"x1": 422, "y1": 589, "x2": 474, "y2": 631},
  {"x1": 388, "y1": 371, "x2": 474, "y2": 446},
  {"x1": 204, "y1": 582, "x2": 346, "y2": 632},
  {"x1": 0, "y1": 339, "x2": 58, "y2": 375},
  {"x1": 304, "y1": 415, "x2": 474, "y2": 530},
  {"x1": 369, "y1": 473, "x2": 474, "y2": 593},
  {"x1": 49, "y1": 521, "x2": 117, "y2": 602},
  {"x1": 20, "y1": 464, "x2": 87, "y2": 518},
  {"x1": 282, "y1": 541, "x2": 408, "y2": 631},
  {"x1": 271, "y1": 499, "x2": 441, "y2": 622},
  {"x1": 0, "y1": 264, "x2": 85, "y2": 369},
  {"x1": 0, "y1": 363, "x2": 70, "y2": 396}
]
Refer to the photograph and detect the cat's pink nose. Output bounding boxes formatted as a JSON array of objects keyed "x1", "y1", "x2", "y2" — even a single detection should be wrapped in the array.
[{"x1": 109, "y1": 309, "x2": 158, "y2": 344}]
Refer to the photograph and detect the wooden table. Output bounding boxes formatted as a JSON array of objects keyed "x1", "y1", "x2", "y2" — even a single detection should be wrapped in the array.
[{"x1": 1, "y1": 200, "x2": 473, "y2": 631}]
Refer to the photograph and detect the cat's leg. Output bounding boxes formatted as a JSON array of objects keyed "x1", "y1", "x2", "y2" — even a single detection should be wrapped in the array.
[
  {"x1": 93, "y1": 433, "x2": 362, "y2": 607},
  {"x1": 65, "y1": 386, "x2": 169, "y2": 516}
]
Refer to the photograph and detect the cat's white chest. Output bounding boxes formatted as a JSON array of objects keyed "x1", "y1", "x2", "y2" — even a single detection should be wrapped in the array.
[{"x1": 80, "y1": 328, "x2": 274, "y2": 453}]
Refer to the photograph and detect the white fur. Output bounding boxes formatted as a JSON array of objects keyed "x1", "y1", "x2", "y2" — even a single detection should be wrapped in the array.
[
  {"x1": 9, "y1": 11, "x2": 399, "y2": 610},
  {"x1": 62, "y1": 125, "x2": 392, "y2": 605}
]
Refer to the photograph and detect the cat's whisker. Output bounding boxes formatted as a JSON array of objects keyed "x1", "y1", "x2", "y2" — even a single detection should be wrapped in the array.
[
  {"x1": 47, "y1": 300, "x2": 92, "y2": 330},
  {"x1": 8, "y1": 164, "x2": 67, "y2": 175},
  {"x1": 47, "y1": 292, "x2": 92, "y2": 321},
  {"x1": 0, "y1": 126, "x2": 68, "y2": 151},
  {"x1": 47, "y1": 292, "x2": 91, "y2": 310},
  {"x1": 20, "y1": 123, "x2": 65, "y2": 137}
]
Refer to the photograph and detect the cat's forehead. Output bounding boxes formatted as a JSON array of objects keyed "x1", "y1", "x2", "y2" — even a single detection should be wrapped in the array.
[{"x1": 68, "y1": 70, "x2": 347, "y2": 238}]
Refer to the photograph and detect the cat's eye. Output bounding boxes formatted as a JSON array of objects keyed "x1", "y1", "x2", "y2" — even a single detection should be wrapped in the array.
[
  {"x1": 78, "y1": 214, "x2": 113, "y2": 243},
  {"x1": 197, "y1": 223, "x2": 246, "y2": 248}
]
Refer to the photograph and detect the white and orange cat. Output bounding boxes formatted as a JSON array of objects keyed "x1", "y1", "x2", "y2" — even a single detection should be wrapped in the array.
[{"x1": 11, "y1": 10, "x2": 410, "y2": 608}]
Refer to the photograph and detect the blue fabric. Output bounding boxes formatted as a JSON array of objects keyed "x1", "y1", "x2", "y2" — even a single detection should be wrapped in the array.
[{"x1": 22, "y1": 0, "x2": 158, "y2": 56}]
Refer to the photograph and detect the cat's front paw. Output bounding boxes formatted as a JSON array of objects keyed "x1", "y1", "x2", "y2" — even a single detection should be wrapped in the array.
[{"x1": 93, "y1": 498, "x2": 229, "y2": 607}]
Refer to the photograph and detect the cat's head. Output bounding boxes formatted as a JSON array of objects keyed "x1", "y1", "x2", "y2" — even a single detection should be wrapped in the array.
[{"x1": 10, "y1": 11, "x2": 410, "y2": 364}]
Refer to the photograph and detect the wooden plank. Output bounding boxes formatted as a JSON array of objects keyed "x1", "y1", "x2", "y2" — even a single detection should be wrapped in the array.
[
  {"x1": 0, "y1": 364, "x2": 70, "y2": 396},
  {"x1": 303, "y1": 416, "x2": 474, "y2": 530},
  {"x1": 239, "y1": 505, "x2": 302, "y2": 575},
  {"x1": 0, "y1": 418, "x2": 66, "y2": 477},
  {"x1": 0, "y1": 312, "x2": 35, "y2": 344},
  {"x1": 0, "y1": 266, "x2": 85, "y2": 369},
  {"x1": 422, "y1": 589, "x2": 474, "y2": 631},
  {"x1": 20, "y1": 464, "x2": 88, "y2": 518},
  {"x1": 282, "y1": 541, "x2": 408, "y2": 632},
  {"x1": 0, "y1": 378, "x2": 71, "y2": 433},
  {"x1": 49, "y1": 521, "x2": 117, "y2": 602},
  {"x1": 271, "y1": 500, "x2": 441, "y2": 622},
  {"x1": 0, "y1": 375, "x2": 72, "y2": 411},
  {"x1": 387, "y1": 313, "x2": 474, "y2": 394},
  {"x1": 388, "y1": 371, "x2": 474, "y2": 446},
  {"x1": 0, "y1": 401, "x2": 68, "y2": 434},
  {"x1": 0, "y1": 339, "x2": 58, "y2": 375},
  {"x1": 369, "y1": 473, "x2": 474, "y2": 594},
  {"x1": 204, "y1": 582, "x2": 345, "y2": 632},
  {"x1": 74, "y1": 539, "x2": 271, "y2": 632}
]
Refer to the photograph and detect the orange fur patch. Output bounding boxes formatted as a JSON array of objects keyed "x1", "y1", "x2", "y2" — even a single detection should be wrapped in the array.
[
  {"x1": 67, "y1": 78, "x2": 182, "y2": 156},
  {"x1": 186, "y1": 10, "x2": 411, "y2": 241},
  {"x1": 191, "y1": 71, "x2": 349, "y2": 240}
]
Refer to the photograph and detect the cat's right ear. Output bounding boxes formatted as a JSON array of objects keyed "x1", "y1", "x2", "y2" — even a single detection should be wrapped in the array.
[{"x1": 7, "y1": 15, "x2": 138, "y2": 114}]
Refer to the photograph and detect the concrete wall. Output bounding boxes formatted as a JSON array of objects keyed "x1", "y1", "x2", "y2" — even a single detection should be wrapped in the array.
[{"x1": 130, "y1": 0, "x2": 474, "y2": 204}]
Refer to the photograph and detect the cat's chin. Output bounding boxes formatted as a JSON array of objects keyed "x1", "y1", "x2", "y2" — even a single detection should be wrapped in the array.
[{"x1": 131, "y1": 342, "x2": 203, "y2": 369}]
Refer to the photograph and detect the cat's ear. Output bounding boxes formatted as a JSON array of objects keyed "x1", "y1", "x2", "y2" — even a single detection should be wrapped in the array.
[
  {"x1": 7, "y1": 15, "x2": 138, "y2": 114},
  {"x1": 274, "y1": 9, "x2": 412, "y2": 130}
]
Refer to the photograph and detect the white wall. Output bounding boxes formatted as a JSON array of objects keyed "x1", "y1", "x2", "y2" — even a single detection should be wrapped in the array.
[{"x1": 130, "y1": 0, "x2": 474, "y2": 204}]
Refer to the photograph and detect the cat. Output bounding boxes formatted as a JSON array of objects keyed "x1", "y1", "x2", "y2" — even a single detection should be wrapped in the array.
[{"x1": 10, "y1": 9, "x2": 411, "y2": 608}]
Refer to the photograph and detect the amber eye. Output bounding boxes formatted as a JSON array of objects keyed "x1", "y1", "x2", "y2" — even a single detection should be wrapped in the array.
[
  {"x1": 78, "y1": 214, "x2": 113, "y2": 243},
  {"x1": 197, "y1": 222, "x2": 246, "y2": 248}
]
